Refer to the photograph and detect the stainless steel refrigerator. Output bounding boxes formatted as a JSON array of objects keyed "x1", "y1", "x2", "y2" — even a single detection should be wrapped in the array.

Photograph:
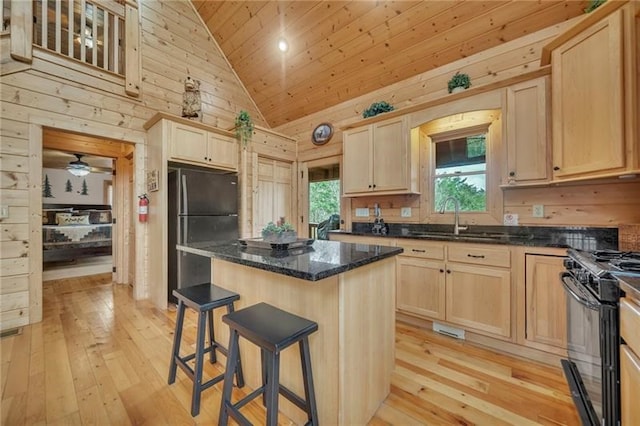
[{"x1": 168, "y1": 166, "x2": 238, "y2": 303}]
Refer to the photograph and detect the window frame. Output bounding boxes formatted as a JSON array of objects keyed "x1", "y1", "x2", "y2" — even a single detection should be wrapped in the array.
[{"x1": 419, "y1": 109, "x2": 504, "y2": 226}]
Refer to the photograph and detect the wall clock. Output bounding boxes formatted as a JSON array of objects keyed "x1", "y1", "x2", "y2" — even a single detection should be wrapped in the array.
[{"x1": 311, "y1": 123, "x2": 333, "y2": 145}]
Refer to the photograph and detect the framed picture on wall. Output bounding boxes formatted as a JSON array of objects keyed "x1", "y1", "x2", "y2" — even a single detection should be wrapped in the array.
[{"x1": 147, "y1": 170, "x2": 159, "y2": 192}]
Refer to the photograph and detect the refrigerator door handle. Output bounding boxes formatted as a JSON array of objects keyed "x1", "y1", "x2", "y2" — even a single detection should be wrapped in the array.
[{"x1": 181, "y1": 173, "x2": 189, "y2": 215}]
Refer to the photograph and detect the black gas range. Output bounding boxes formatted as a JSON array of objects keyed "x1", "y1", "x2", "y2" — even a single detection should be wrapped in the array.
[{"x1": 561, "y1": 249, "x2": 640, "y2": 426}]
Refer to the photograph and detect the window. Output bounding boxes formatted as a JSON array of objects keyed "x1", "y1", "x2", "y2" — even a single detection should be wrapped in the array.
[{"x1": 433, "y1": 129, "x2": 487, "y2": 212}]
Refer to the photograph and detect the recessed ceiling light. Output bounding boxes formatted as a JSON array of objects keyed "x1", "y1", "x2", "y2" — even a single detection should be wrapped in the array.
[{"x1": 277, "y1": 38, "x2": 289, "y2": 52}]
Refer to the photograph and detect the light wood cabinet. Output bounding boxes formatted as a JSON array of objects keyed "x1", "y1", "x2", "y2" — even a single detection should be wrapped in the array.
[
  {"x1": 396, "y1": 240, "x2": 512, "y2": 340},
  {"x1": 524, "y1": 254, "x2": 567, "y2": 350},
  {"x1": 621, "y1": 296, "x2": 640, "y2": 425},
  {"x1": 444, "y1": 245, "x2": 512, "y2": 339},
  {"x1": 342, "y1": 116, "x2": 419, "y2": 196},
  {"x1": 504, "y1": 77, "x2": 550, "y2": 185},
  {"x1": 169, "y1": 121, "x2": 238, "y2": 171},
  {"x1": 548, "y1": 3, "x2": 639, "y2": 181},
  {"x1": 396, "y1": 240, "x2": 446, "y2": 320}
]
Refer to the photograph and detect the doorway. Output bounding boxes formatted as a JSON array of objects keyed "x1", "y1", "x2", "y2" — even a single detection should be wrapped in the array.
[
  {"x1": 42, "y1": 128, "x2": 135, "y2": 285},
  {"x1": 300, "y1": 156, "x2": 343, "y2": 239}
]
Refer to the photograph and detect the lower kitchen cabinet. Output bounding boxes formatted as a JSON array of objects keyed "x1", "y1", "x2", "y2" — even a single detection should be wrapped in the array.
[
  {"x1": 397, "y1": 256, "x2": 446, "y2": 320},
  {"x1": 445, "y1": 263, "x2": 511, "y2": 338},
  {"x1": 524, "y1": 254, "x2": 567, "y2": 350},
  {"x1": 621, "y1": 297, "x2": 640, "y2": 424}
]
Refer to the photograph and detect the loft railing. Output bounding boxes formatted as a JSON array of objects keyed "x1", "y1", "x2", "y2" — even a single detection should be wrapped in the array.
[{"x1": 32, "y1": 0, "x2": 125, "y2": 75}]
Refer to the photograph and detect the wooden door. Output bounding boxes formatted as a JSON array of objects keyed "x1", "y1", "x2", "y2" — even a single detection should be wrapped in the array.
[
  {"x1": 552, "y1": 10, "x2": 625, "y2": 178},
  {"x1": 396, "y1": 257, "x2": 446, "y2": 320},
  {"x1": 371, "y1": 116, "x2": 408, "y2": 192},
  {"x1": 445, "y1": 263, "x2": 511, "y2": 338},
  {"x1": 342, "y1": 126, "x2": 372, "y2": 194},
  {"x1": 253, "y1": 157, "x2": 293, "y2": 236},
  {"x1": 505, "y1": 77, "x2": 549, "y2": 184},
  {"x1": 524, "y1": 254, "x2": 567, "y2": 349}
]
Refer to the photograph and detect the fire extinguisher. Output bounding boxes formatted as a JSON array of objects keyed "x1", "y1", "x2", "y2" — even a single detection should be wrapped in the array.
[{"x1": 138, "y1": 194, "x2": 149, "y2": 222}]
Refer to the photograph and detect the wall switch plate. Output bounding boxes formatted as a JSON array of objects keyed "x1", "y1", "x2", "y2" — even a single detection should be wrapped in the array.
[
  {"x1": 532, "y1": 204, "x2": 544, "y2": 218},
  {"x1": 503, "y1": 213, "x2": 518, "y2": 226},
  {"x1": 355, "y1": 208, "x2": 369, "y2": 217},
  {"x1": 400, "y1": 207, "x2": 412, "y2": 217},
  {"x1": 0, "y1": 205, "x2": 8, "y2": 219}
]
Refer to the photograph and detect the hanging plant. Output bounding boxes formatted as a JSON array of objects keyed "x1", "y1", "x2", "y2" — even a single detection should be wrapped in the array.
[
  {"x1": 362, "y1": 101, "x2": 395, "y2": 118},
  {"x1": 234, "y1": 110, "x2": 254, "y2": 147},
  {"x1": 447, "y1": 72, "x2": 471, "y2": 93},
  {"x1": 584, "y1": 0, "x2": 606, "y2": 13}
]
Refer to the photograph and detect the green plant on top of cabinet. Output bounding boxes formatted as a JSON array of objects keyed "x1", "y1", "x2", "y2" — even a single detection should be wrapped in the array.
[
  {"x1": 548, "y1": 2, "x2": 639, "y2": 181},
  {"x1": 342, "y1": 116, "x2": 419, "y2": 196},
  {"x1": 504, "y1": 77, "x2": 550, "y2": 186},
  {"x1": 169, "y1": 121, "x2": 238, "y2": 172}
]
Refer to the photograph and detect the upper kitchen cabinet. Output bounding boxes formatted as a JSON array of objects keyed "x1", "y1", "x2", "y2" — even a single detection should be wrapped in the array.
[
  {"x1": 167, "y1": 120, "x2": 238, "y2": 172},
  {"x1": 544, "y1": 1, "x2": 639, "y2": 181},
  {"x1": 504, "y1": 77, "x2": 550, "y2": 186},
  {"x1": 169, "y1": 122, "x2": 238, "y2": 172},
  {"x1": 342, "y1": 116, "x2": 419, "y2": 196}
]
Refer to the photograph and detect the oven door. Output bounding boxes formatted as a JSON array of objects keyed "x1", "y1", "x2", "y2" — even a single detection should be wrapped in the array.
[{"x1": 560, "y1": 272, "x2": 602, "y2": 426}]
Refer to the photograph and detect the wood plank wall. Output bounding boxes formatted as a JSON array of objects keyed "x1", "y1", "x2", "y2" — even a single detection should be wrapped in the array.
[
  {"x1": 274, "y1": 16, "x2": 640, "y2": 229},
  {"x1": 0, "y1": 0, "x2": 266, "y2": 331}
]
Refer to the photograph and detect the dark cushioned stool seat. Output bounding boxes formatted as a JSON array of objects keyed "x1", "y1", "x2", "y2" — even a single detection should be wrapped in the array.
[
  {"x1": 219, "y1": 302, "x2": 319, "y2": 426},
  {"x1": 168, "y1": 283, "x2": 244, "y2": 416}
]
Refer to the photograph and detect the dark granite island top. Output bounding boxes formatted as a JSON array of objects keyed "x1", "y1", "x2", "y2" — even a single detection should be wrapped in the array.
[{"x1": 176, "y1": 239, "x2": 403, "y2": 281}]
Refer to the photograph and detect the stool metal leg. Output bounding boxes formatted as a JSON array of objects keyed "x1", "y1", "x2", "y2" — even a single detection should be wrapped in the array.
[
  {"x1": 218, "y1": 329, "x2": 240, "y2": 426},
  {"x1": 191, "y1": 310, "x2": 207, "y2": 416},
  {"x1": 207, "y1": 310, "x2": 216, "y2": 363},
  {"x1": 168, "y1": 300, "x2": 186, "y2": 384},
  {"x1": 265, "y1": 351, "x2": 281, "y2": 426},
  {"x1": 261, "y1": 348, "x2": 267, "y2": 405},
  {"x1": 300, "y1": 337, "x2": 319, "y2": 425}
]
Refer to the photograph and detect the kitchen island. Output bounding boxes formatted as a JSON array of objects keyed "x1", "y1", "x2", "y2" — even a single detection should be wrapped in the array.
[{"x1": 177, "y1": 239, "x2": 403, "y2": 425}]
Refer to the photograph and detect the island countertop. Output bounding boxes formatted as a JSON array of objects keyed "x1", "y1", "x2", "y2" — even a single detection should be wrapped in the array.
[{"x1": 177, "y1": 239, "x2": 403, "y2": 281}]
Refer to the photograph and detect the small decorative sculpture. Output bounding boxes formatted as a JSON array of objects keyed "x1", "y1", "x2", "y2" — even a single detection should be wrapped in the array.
[{"x1": 182, "y1": 76, "x2": 202, "y2": 121}]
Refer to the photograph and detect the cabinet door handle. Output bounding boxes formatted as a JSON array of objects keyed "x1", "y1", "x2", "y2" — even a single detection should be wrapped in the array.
[
  {"x1": 411, "y1": 249, "x2": 426, "y2": 253},
  {"x1": 467, "y1": 254, "x2": 485, "y2": 259},
  {"x1": 372, "y1": 184, "x2": 376, "y2": 188},
  {"x1": 446, "y1": 269, "x2": 451, "y2": 274},
  {"x1": 368, "y1": 184, "x2": 372, "y2": 188},
  {"x1": 439, "y1": 269, "x2": 445, "y2": 273},
  {"x1": 553, "y1": 166, "x2": 560, "y2": 171},
  {"x1": 509, "y1": 171, "x2": 515, "y2": 177}
]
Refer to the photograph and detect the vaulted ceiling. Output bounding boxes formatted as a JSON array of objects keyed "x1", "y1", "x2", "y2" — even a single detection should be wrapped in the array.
[{"x1": 192, "y1": 1, "x2": 588, "y2": 128}]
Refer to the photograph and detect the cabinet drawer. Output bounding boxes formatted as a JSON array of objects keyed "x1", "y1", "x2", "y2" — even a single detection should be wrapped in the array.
[
  {"x1": 621, "y1": 298, "x2": 640, "y2": 355},
  {"x1": 396, "y1": 240, "x2": 445, "y2": 260},
  {"x1": 447, "y1": 244, "x2": 510, "y2": 268}
]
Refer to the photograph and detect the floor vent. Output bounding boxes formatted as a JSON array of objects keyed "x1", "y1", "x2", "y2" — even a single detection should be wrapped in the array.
[
  {"x1": 0, "y1": 327, "x2": 23, "y2": 339},
  {"x1": 433, "y1": 322, "x2": 465, "y2": 340}
]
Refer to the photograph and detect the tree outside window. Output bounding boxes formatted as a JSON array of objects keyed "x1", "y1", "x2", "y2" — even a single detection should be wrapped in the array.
[{"x1": 309, "y1": 180, "x2": 340, "y2": 223}]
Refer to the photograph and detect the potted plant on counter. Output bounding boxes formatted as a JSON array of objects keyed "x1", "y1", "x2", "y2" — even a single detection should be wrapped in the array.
[{"x1": 262, "y1": 219, "x2": 297, "y2": 244}]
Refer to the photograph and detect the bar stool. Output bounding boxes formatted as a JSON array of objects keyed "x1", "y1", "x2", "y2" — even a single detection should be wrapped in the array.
[
  {"x1": 218, "y1": 302, "x2": 319, "y2": 426},
  {"x1": 168, "y1": 283, "x2": 244, "y2": 417}
]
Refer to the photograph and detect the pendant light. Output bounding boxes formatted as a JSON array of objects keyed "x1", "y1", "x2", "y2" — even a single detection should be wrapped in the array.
[{"x1": 67, "y1": 154, "x2": 91, "y2": 177}]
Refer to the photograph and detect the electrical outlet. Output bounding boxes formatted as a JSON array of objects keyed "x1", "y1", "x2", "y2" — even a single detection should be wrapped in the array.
[
  {"x1": 532, "y1": 204, "x2": 544, "y2": 218},
  {"x1": 400, "y1": 207, "x2": 412, "y2": 218},
  {"x1": 0, "y1": 205, "x2": 8, "y2": 219},
  {"x1": 355, "y1": 208, "x2": 369, "y2": 217}
]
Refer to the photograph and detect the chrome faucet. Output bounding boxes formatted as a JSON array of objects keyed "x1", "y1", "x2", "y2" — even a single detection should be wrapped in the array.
[{"x1": 439, "y1": 197, "x2": 468, "y2": 235}]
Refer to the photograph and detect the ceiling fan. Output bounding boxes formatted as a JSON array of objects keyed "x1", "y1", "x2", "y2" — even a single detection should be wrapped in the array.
[{"x1": 67, "y1": 154, "x2": 91, "y2": 177}]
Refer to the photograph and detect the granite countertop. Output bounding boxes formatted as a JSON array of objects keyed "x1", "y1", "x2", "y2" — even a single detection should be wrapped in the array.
[
  {"x1": 177, "y1": 239, "x2": 403, "y2": 281},
  {"x1": 618, "y1": 275, "x2": 640, "y2": 300},
  {"x1": 331, "y1": 223, "x2": 618, "y2": 251}
]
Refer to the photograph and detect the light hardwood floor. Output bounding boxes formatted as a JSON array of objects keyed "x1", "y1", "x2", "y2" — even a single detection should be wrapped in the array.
[{"x1": 1, "y1": 274, "x2": 579, "y2": 425}]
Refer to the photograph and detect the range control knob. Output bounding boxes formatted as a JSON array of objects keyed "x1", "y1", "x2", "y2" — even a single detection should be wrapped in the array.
[{"x1": 563, "y1": 259, "x2": 577, "y2": 270}]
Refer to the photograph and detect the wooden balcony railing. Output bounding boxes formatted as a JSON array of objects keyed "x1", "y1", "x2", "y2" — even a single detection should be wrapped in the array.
[{"x1": 32, "y1": 0, "x2": 125, "y2": 75}]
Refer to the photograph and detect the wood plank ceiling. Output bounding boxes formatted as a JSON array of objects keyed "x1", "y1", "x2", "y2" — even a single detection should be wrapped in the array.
[{"x1": 192, "y1": 1, "x2": 588, "y2": 128}]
